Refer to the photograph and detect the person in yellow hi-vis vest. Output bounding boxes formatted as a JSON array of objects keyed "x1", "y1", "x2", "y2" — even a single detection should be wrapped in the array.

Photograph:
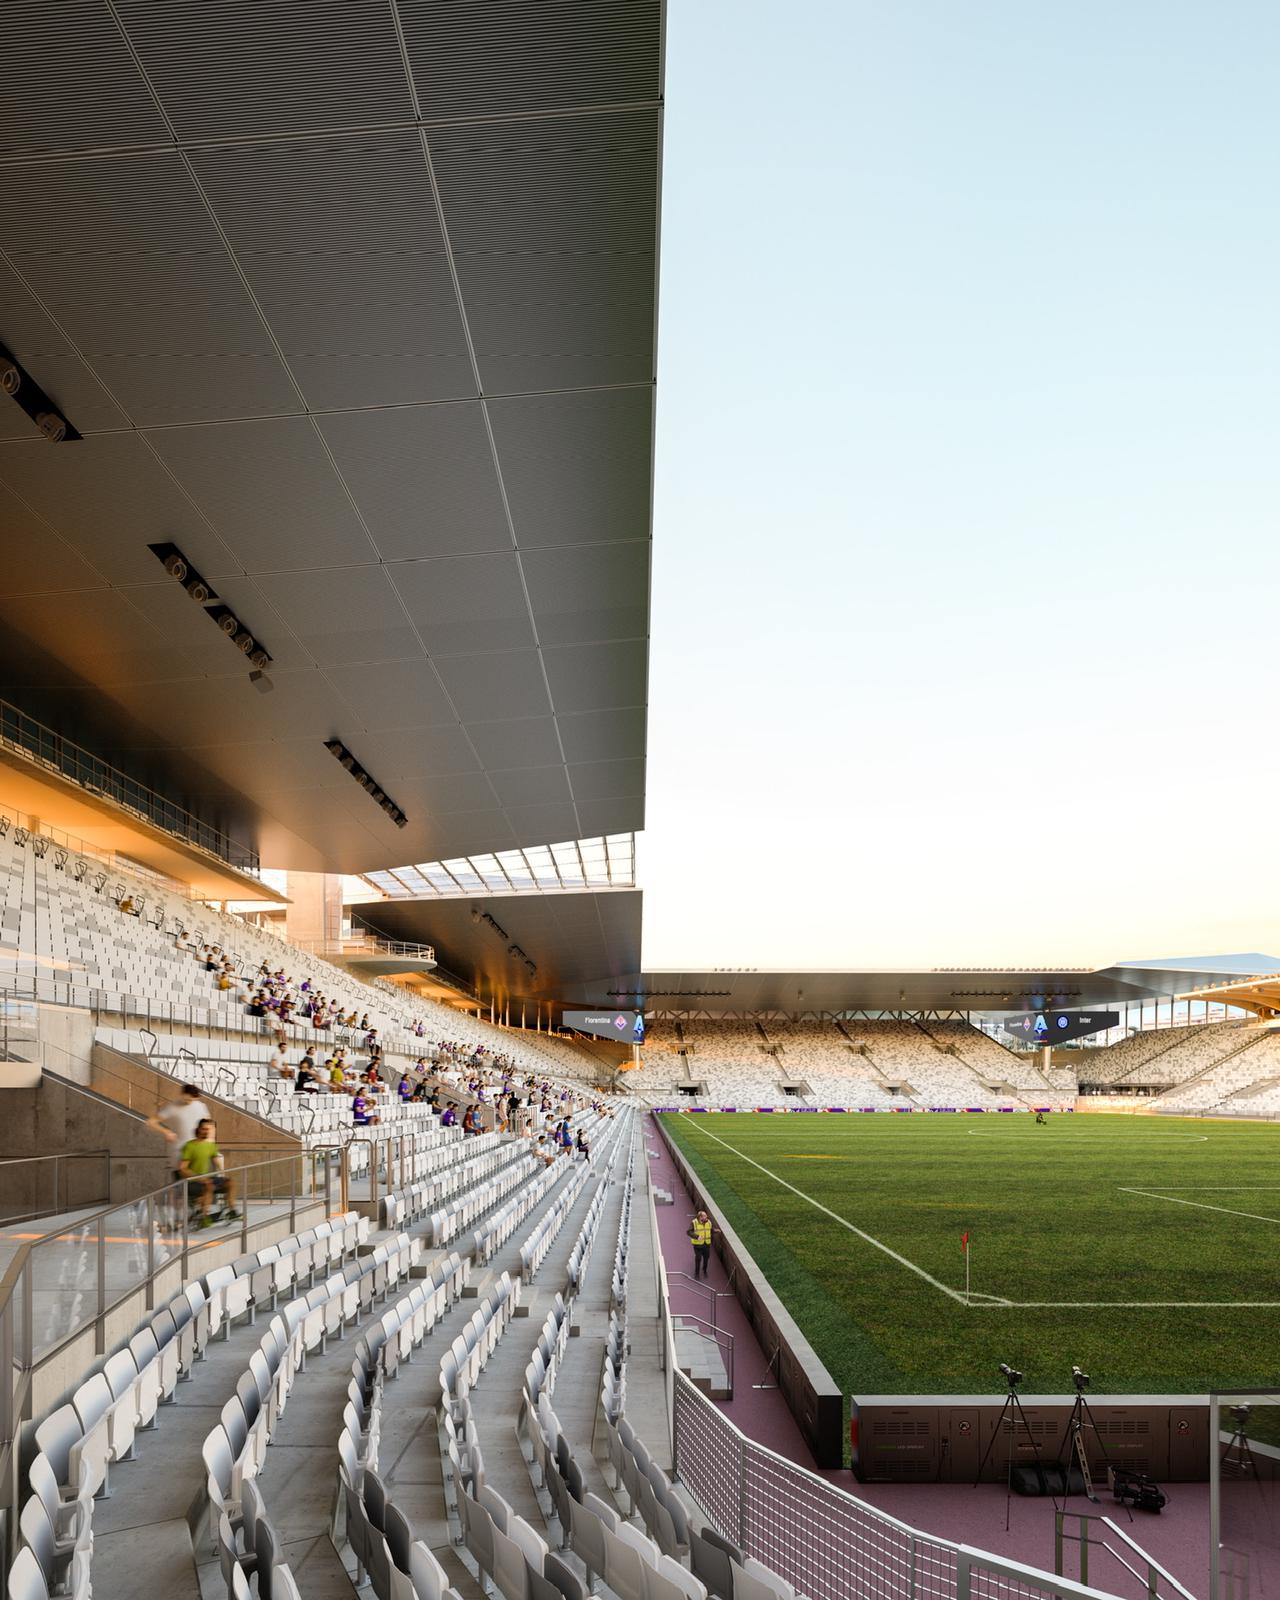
[{"x1": 689, "y1": 1210, "x2": 713, "y2": 1278}]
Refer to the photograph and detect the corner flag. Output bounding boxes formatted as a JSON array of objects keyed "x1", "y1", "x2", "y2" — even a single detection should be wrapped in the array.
[
  {"x1": 961, "y1": 1231, "x2": 969, "y2": 1252},
  {"x1": 961, "y1": 1231, "x2": 971, "y2": 1303}
]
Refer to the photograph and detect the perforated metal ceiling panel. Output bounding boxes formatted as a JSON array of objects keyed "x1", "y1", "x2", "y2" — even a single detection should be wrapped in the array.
[
  {"x1": 354, "y1": 887, "x2": 645, "y2": 1004},
  {"x1": 0, "y1": 0, "x2": 661, "y2": 875}
]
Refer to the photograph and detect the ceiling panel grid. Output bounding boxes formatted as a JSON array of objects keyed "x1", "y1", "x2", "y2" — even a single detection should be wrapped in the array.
[{"x1": 0, "y1": 0, "x2": 661, "y2": 875}]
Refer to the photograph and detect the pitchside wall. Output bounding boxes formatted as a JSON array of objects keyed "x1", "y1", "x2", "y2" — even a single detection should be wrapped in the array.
[{"x1": 654, "y1": 1112, "x2": 846, "y2": 1468}]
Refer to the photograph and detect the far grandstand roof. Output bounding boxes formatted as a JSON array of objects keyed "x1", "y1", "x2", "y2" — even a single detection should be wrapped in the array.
[
  {"x1": 605, "y1": 959, "x2": 1280, "y2": 1015},
  {"x1": 1175, "y1": 970, "x2": 1280, "y2": 1019},
  {"x1": 0, "y1": 4, "x2": 660, "y2": 878}
]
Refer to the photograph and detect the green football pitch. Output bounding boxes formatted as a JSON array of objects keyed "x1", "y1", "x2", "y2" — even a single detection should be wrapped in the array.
[{"x1": 659, "y1": 1110, "x2": 1280, "y2": 1396}]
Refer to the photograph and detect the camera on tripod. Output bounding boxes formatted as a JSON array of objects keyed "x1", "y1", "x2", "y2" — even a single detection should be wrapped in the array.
[
  {"x1": 1072, "y1": 1366, "x2": 1090, "y2": 1392},
  {"x1": 1230, "y1": 1405, "x2": 1252, "y2": 1428},
  {"x1": 999, "y1": 1362, "x2": 1023, "y2": 1387},
  {"x1": 1110, "y1": 1465, "x2": 1166, "y2": 1514}
]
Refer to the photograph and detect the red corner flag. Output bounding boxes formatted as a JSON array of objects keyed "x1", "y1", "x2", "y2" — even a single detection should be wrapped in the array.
[{"x1": 961, "y1": 1231, "x2": 970, "y2": 1252}]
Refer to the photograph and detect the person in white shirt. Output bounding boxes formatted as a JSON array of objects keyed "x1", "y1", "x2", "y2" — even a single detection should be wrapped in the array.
[{"x1": 147, "y1": 1084, "x2": 211, "y2": 1175}]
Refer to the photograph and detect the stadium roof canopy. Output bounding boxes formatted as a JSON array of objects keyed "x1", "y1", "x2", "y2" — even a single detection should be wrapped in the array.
[
  {"x1": 353, "y1": 887, "x2": 643, "y2": 1008},
  {"x1": 614, "y1": 962, "x2": 1280, "y2": 1016},
  {"x1": 364, "y1": 832, "x2": 636, "y2": 899},
  {"x1": 0, "y1": 2, "x2": 661, "y2": 877}
]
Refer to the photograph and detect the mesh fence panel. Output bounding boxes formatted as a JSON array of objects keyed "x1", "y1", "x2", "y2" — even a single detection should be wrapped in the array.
[
  {"x1": 674, "y1": 1370, "x2": 746, "y2": 1542},
  {"x1": 673, "y1": 1372, "x2": 1115, "y2": 1600}
]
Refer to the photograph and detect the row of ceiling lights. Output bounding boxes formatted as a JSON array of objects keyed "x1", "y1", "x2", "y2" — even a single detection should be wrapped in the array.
[
  {"x1": 323, "y1": 740, "x2": 408, "y2": 829},
  {"x1": 0, "y1": 343, "x2": 81, "y2": 442},
  {"x1": 471, "y1": 907, "x2": 537, "y2": 975},
  {"x1": 151, "y1": 541, "x2": 407, "y2": 830},
  {"x1": 150, "y1": 542, "x2": 273, "y2": 689}
]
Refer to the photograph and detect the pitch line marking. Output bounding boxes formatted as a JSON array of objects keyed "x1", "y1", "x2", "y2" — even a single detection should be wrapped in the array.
[
  {"x1": 1119, "y1": 1187, "x2": 1280, "y2": 1226},
  {"x1": 678, "y1": 1117, "x2": 1004, "y2": 1305},
  {"x1": 964, "y1": 1129, "x2": 1210, "y2": 1140},
  {"x1": 675, "y1": 1123, "x2": 1280, "y2": 1309},
  {"x1": 974, "y1": 1300, "x2": 1280, "y2": 1309}
]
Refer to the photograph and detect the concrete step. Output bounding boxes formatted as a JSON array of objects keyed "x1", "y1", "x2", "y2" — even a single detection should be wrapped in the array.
[{"x1": 673, "y1": 1320, "x2": 730, "y2": 1400}]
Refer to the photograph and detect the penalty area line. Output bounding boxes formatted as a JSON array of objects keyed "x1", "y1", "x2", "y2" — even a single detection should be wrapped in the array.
[
  {"x1": 1118, "y1": 1188, "x2": 1280, "y2": 1226},
  {"x1": 972, "y1": 1300, "x2": 1280, "y2": 1309},
  {"x1": 678, "y1": 1117, "x2": 1004, "y2": 1305}
]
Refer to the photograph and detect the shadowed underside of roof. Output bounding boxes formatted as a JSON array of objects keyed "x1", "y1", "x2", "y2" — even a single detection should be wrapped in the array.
[{"x1": 0, "y1": 0, "x2": 662, "y2": 875}]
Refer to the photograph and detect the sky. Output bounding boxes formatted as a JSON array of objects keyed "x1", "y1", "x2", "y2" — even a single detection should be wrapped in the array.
[{"x1": 641, "y1": 1, "x2": 1280, "y2": 970}]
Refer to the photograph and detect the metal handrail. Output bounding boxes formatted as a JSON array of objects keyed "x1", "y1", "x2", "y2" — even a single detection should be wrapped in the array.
[
  {"x1": 666, "y1": 1269, "x2": 723, "y2": 1331},
  {"x1": 671, "y1": 1309, "x2": 734, "y2": 1396},
  {"x1": 1055, "y1": 1510, "x2": 1198, "y2": 1600},
  {"x1": 0, "y1": 1150, "x2": 111, "y2": 1227}
]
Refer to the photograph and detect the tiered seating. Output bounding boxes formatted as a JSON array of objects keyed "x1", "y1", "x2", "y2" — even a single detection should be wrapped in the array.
[
  {"x1": 644, "y1": 1017, "x2": 1040, "y2": 1109},
  {"x1": 924, "y1": 1022, "x2": 1055, "y2": 1097},
  {"x1": 1, "y1": 824, "x2": 633, "y2": 1123},
  {"x1": 525, "y1": 1033, "x2": 612, "y2": 1084},
  {"x1": 1219, "y1": 1075, "x2": 1280, "y2": 1117},
  {"x1": 1154, "y1": 1028, "x2": 1280, "y2": 1111},
  {"x1": 1079, "y1": 1020, "x2": 1260, "y2": 1087},
  {"x1": 203, "y1": 1231, "x2": 418, "y2": 1554},
  {"x1": 518, "y1": 1125, "x2": 798, "y2": 1600},
  {"x1": 332, "y1": 1113, "x2": 629, "y2": 1600},
  {"x1": 11, "y1": 1207, "x2": 370, "y2": 1600}
]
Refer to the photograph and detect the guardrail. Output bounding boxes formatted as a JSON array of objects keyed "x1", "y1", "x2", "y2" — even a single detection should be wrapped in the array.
[
  {"x1": 1055, "y1": 1511, "x2": 1197, "y2": 1600},
  {"x1": 670, "y1": 1369, "x2": 1140, "y2": 1600},
  {"x1": 0, "y1": 699, "x2": 259, "y2": 874},
  {"x1": 0, "y1": 1152, "x2": 110, "y2": 1226},
  {"x1": 0, "y1": 1147, "x2": 334, "y2": 1544}
]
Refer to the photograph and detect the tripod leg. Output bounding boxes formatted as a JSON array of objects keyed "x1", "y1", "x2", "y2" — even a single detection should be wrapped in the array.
[
  {"x1": 974, "y1": 1394, "x2": 1015, "y2": 1487},
  {"x1": 1010, "y1": 1391, "x2": 1047, "y2": 1500},
  {"x1": 1077, "y1": 1395, "x2": 1107, "y2": 1502}
]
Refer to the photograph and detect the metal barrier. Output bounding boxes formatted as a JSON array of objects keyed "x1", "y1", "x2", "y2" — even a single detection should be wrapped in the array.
[
  {"x1": 0, "y1": 1152, "x2": 110, "y2": 1225},
  {"x1": 1055, "y1": 1512, "x2": 1196, "y2": 1600},
  {"x1": 0, "y1": 700, "x2": 259, "y2": 874},
  {"x1": 666, "y1": 1269, "x2": 722, "y2": 1329},
  {"x1": 672, "y1": 1370, "x2": 1133, "y2": 1600}
]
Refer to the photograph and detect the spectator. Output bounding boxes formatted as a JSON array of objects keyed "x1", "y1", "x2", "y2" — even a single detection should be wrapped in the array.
[
  {"x1": 178, "y1": 1119, "x2": 239, "y2": 1226},
  {"x1": 147, "y1": 1084, "x2": 211, "y2": 1177}
]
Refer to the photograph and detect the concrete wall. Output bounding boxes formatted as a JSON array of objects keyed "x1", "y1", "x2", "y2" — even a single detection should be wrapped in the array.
[
  {"x1": 0, "y1": 1075, "x2": 167, "y2": 1211},
  {"x1": 654, "y1": 1114, "x2": 847, "y2": 1469},
  {"x1": 35, "y1": 1004, "x2": 97, "y2": 1085}
]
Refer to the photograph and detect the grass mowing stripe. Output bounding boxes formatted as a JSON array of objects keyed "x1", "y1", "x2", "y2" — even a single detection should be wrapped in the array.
[
  {"x1": 679, "y1": 1114, "x2": 978, "y2": 1304},
  {"x1": 660, "y1": 1111, "x2": 1280, "y2": 1393}
]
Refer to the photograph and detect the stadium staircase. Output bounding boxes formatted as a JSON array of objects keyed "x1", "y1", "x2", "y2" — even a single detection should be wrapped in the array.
[
  {"x1": 911, "y1": 1021, "x2": 1032, "y2": 1107},
  {"x1": 1223, "y1": 1070, "x2": 1280, "y2": 1107},
  {"x1": 1108, "y1": 1023, "x2": 1251, "y2": 1087},
  {"x1": 833, "y1": 1024, "x2": 894, "y2": 1084},
  {"x1": 1150, "y1": 1029, "x2": 1272, "y2": 1107}
]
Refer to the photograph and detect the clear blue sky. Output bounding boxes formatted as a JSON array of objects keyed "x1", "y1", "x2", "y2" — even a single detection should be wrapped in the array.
[{"x1": 642, "y1": 1, "x2": 1280, "y2": 968}]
